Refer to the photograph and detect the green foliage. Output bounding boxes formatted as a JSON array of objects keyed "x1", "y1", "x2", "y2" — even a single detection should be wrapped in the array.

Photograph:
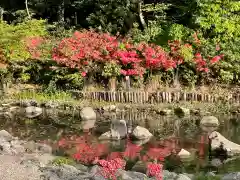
[
  {"x1": 13, "y1": 89, "x2": 73, "y2": 102},
  {"x1": 0, "y1": 19, "x2": 48, "y2": 61},
  {"x1": 8, "y1": 60, "x2": 84, "y2": 90},
  {"x1": 195, "y1": 0, "x2": 240, "y2": 41},
  {"x1": 102, "y1": 62, "x2": 121, "y2": 78},
  {"x1": 79, "y1": 0, "x2": 138, "y2": 34},
  {"x1": 52, "y1": 157, "x2": 75, "y2": 166}
]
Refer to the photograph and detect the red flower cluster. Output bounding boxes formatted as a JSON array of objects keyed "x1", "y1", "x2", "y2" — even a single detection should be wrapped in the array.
[
  {"x1": 52, "y1": 31, "x2": 174, "y2": 77},
  {"x1": 97, "y1": 158, "x2": 126, "y2": 180},
  {"x1": 147, "y1": 163, "x2": 163, "y2": 180}
]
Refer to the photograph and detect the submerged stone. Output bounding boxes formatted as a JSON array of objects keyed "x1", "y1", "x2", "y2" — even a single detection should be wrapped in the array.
[
  {"x1": 209, "y1": 131, "x2": 240, "y2": 156},
  {"x1": 25, "y1": 106, "x2": 42, "y2": 118},
  {"x1": 132, "y1": 126, "x2": 153, "y2": 140}
]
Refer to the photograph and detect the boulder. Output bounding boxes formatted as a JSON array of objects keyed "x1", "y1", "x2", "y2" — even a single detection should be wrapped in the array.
[
  {"x1": 209, "y1": 131, "x2": 240, "y2": 156},
  {"x1": 200, "y1": 116, "x2": 219, "y2": 132},
  {"x1": 176, "y1": 174, "x2": 191, "y2": 180},
  {"x1": 222, "y1": 172, "x2": 240, "y2": 180},
  {"x1": 132, "y1": 126, "x2": 153, "y2": 140},
  {"x1": 99, "y1": 130, "x2": 121, "y2": 140},
  {"x1": 80, "y1": 107, "x2": 96, "y2": 121},
  {"x1": 177, "y1": 149, "x2": 191, "y2": 159},
  {"x1": 81, "y1": 119, "x2": 96, "y2": 130},
  {"x1": 111, "y1": 119, "x2": 127, "y2": 138},
  {"x1": 174, "y1": 107, "x2": 190, "y2": 117},
  {"x1": 25, "y1": 106, "x2": 42, "y2": 118},
  {"x1": 0, "y1": 130, "x2": 13, "y2": 141}
]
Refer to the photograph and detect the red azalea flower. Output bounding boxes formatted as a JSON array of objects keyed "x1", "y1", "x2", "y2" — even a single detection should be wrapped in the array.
[{"x1": 81, "y1": 72, "x2": 87, "y2": 77}]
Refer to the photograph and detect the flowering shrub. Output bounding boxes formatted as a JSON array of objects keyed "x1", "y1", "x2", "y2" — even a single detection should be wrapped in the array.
[
  {"x1": 56, "y1": 135, "x2": 175, "y2": 180},
  {"x1": 52, "y1": 30, "x2": 174, "y2": 78},
  {"x1": 97, "y1": 158, "x2": 126, "y2": 180}
]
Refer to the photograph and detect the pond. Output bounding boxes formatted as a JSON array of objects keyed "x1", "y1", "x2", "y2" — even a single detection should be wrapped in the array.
[{"x1": 0, "y1": 106, "x2": 240, "y2": 175}]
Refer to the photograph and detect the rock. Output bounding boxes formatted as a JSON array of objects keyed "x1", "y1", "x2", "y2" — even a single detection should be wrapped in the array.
[
  {"x1": 75, "y1": 164, "x2": 89, "y2": 172},
  {"x1": 44, "y1": 101, "x2": 59, "y2": 108},
  {"x1": 99, "y1": 130, "x2": 120, "y2": 140},
  {"x1": 222, "y1": 172, "x2": 240, "y2": 180},
  {"x1": 206, "y1": 172, "x2": 216, "y2": 177},
  {"x1": 177, "y1": 149, "x2": 191, "y2": 159},
  {"x1": 10, "y1": 140, "x2": 25, "y2": 154},
  {"x1": 132, "y1": 126, "x2": 153, "y2": 140},
  {"x1": 210, "y1": 158, "x2": 222, "y2": 167},
  {"x1": 209, "y1": 131, "x2": 240, "y2": 156},
  {"x1": 159, "y1": 109, "x2": 172, "y2": 116},
  {"x1": 103, "y1": 105, "x2": 116, "y2": 112},
  {"x1": 0, "y1": 130, "x2": 13, "y2": 141},
  {"x1": 131, "y1": 161, "x2": 146, "y2": 173},
  {"x1": 20, "y1": 100, "x2": 32, "y2": 107},
  {"x1": 21, "y1": 153, "x2": 55, "y2": 167},
  {"x1": 25, "y1": 106, "x2": 42, "y2": 118},
  {"x1": 174, "y1": 107, "x2": 190, "y2": 117},
  {"x1": 89, "y1": 165, "x2": 105, "y2": 180},
  {"x1": 182, "y1": 173, "x2": 194, "y2": 180},
  {"x1": 36, "y1": 143, "x2": 52, "y2": 154},
  {"x1": 111, "y1": 120, "x2": 127, "y2": 138},
  {"x1": 81, "y1": 119, "x2": 96, "y2": 130},
  {"x1": 118, "y1": 170, "x2": 148, "y2": 180},
  {"x1": 200, "y1": 116, "x2": 219, "y2": 132},
  {"x1": 176, "y1": 174, "x2": 191, "y2": 180},
  {"x1": 80, "y1": 107, "x2": 96, "y2": 121},
  {"x1": 163, "y1": 170, "x2": 177, "y2": 180},
  {"x1": 41, "y1": 164, "x2": 90, "y2": 180}
]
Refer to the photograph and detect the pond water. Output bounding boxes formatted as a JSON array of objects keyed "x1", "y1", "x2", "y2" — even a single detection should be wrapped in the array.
[{"x1": 1, "y1": 107, "x2": 240, "y2": 175}]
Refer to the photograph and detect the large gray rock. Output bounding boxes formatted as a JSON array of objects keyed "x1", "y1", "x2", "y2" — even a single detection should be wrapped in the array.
[
  {"x1": 111, "y1": 120, "x2": 127, "y2": 138},
  {"x1": 132, "y1": 126, "x2": 153, "y2": 140},
  {"x1": 222, "y1": 172, "x2": 240, "y2": 180},
  {"x1": 209, "y1": 131, "x2": 240, "y2": 156},
  {"x1": 99, "y1": 130, "x2": 120, "y2": 140},
  {"x1": 41, "y1": 164, "x2": 90, "y2": 180},
  {"x1": 25, "y1": 106, "x2": 42, "y2": 118},
  {"x1": 0, "y1": 130, "x2": 13, "y2": 141},
  {"x1": 81, "y1": 119, "x2": 96, "y2": 130},
  {"x1": 117, "y1": 170, "x2": 148, "y2": 180},
  {"x1": 177, "y1": 149, "x2": 191, "y2": 159},
  {"x1": 200, "y1": 116, "x2": 219, "y2": 132},
  {"x1": 80, "y1": 107, "x2": 96, "y2": 121},
  {"x1": 176, "y1": 174, "x2": 191, "y2": 180},
  {"x1": 163, "y1": 170, "x2": 178, "y2": 180}
]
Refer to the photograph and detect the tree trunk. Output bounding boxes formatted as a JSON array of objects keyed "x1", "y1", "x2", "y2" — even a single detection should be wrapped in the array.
[
  {"x1": 25, "y1": 0, "x2": 31, "y2": 19},
  {"x1": 0, "y1": 7, "x2": 3, "y2": 21},
  {"x1": 58, "y1": 0, "x2": 65, "y2": 24},
  {"x1": 109, "y1": 77, "x2": 116, "y2": 91},
  {"x1": 138, "y1": 0, "x2": 146, "y2": 29}
]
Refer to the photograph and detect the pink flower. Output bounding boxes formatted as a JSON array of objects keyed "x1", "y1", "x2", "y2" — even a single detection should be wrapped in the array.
[
  {"x1": 210, "y1": 55, "x2": 221, "y2": 64},
  {"x1": 81, "y1": 72, "x2": 87, "y2": 77}
]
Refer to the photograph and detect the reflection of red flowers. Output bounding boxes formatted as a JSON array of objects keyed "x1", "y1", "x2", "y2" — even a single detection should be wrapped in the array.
[{"x1": 81, "y1": 72, "x2": 87, "y2": 77}]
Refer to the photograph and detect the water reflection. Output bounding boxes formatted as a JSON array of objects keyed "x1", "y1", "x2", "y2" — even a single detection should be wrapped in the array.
[{"x1": 0, "y1": 108, "x2": 240, "y2": 174}]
